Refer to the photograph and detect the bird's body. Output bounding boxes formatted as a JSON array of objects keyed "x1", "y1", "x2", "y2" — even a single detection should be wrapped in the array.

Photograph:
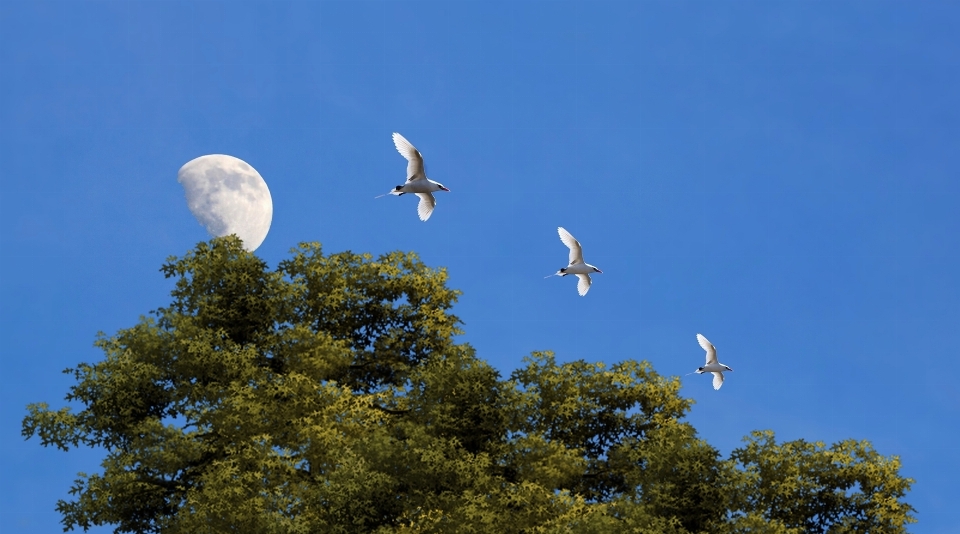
[
  {"x1": 692, "y1": 333, "x2": 733, "y2": 390},
  {"x1": 560, "y1": 263, "x2": 600, "y2": 275},
  {"x1": 380, "y1": 132, "x2": 450, "y2": 221},
  {"x1": 547, "y1": 227, "x2": 603, "y2": 296},
  {"x1": 393, "y1": 180, "x2": 446, "y2": 195}
]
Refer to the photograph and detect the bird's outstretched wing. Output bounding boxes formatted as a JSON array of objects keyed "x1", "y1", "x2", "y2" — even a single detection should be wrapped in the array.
[
  {"x1": 697, "y1": 333, "x2": 717, "y2": 365},
  {"x1": 576, "y1": 273, "x2": 592, "y2": 296},
  {"x1": 711, "y1": 372, "x2": 724, "y2": 390},
  {"x1": 393, "y1": 132, "x2": 425, "y2": 182},
  {"x1": 558, "y1": 227, "x2": 584, "y2": 265},
  {"x1": 416, "y1": 193, "x2": 436, "y2": 221}
]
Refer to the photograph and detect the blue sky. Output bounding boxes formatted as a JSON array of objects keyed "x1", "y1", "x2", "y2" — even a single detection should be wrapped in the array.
[{"x1": 2, "y1": 1, "x2": 958, "y2": 532}]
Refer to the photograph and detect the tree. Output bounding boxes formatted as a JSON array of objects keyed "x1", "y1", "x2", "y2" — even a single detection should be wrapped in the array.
[
  {"x1": 23, "y1": 238, "x2": 915, "y2": 533},
  {"x1": 724, "y1": 430, "x2": 915, "y2": 534}
]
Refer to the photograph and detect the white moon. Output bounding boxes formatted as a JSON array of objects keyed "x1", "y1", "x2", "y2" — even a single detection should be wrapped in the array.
[{"x1": 177, "y1": 154, "x2": 273, "y2": 251}]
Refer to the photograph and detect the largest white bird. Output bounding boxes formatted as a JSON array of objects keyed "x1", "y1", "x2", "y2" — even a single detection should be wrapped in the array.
[
  {"x1": 547, "y1": 227, "x2": 603, "y2": 296},
  {"x1": 692, "y1": 333, "x2": 734, "y2": 390},
  {"x1": 381, "y1": 132, "x2": 450, "y2": 221}
]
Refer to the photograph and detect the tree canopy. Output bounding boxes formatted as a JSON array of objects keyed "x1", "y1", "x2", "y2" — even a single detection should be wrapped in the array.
[{"x1": 24, "y1": 237, "x2": 916, "y2": 533}]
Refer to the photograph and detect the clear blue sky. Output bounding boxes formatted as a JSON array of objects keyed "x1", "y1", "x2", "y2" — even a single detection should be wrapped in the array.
[{"x1": 2, "y1": 1, "x2": 958, "y2": 532}]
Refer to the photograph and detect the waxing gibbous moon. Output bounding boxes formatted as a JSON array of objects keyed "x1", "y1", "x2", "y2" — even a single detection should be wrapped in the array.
[{"x1": 177, "y1": 154, "x2": 273, "y2": 251}]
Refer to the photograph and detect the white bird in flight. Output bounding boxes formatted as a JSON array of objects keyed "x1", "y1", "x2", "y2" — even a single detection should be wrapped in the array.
[
  {"x1": 691, "y1": 333, "x2": 734, "y2": 390},
  {"x1": 378, "y1": 132, "x2": 450, "y2": 221},
  {"x1": 546, "y1": 227, "x2": 603, "y2": 296}
]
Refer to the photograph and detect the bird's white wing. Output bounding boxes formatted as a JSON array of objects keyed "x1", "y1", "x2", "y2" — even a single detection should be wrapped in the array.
[
  {"x1": 697, "y1": 333, "x2": 718, "y2": 365},
  {"x1": 416, "y1": 193, "x2": 436, "y2": 221},
  {"x1": 393, "y1": 132, "x2": 425, "y2": 182},
  {"x1": 576, "y1": 273, "x2": 592, "y2": 296},
  {"x1": 558, "y1": 227, "x2": 584, "y2": 265},
  {"x1": 711, "y1": 372, "x2": 724, "y2": 390}
]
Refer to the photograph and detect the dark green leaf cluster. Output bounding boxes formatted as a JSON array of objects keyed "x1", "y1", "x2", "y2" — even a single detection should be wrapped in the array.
[{"x1": 23, "y1": 238, "x2": 916, "y2": 533}]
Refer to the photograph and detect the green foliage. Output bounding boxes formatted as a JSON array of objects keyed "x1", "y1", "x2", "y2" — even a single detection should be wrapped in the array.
[
  {"x1": 278, "y1": 243, "x2": 463, "y2": 391},
  {"x1": 725, "y1": 431, "x2": 915, "y2": 534},
  {"x1": 23, "y1": 237, "x2": 916, "y2": 533}
]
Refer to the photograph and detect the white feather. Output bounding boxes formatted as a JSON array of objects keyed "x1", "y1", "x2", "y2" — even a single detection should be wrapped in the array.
[
  {"x1": 557, "y1": 227, "x2": 584, "y2": 265},
  {"x1": 416, "y1": 193, "x2": 436, "y2": 221},
  {"x1": 576, "y1": 273, "x2": 592, "y2": 296},
  {"x1": 712, "y1": 372, "x2": 724, "y2": 390},
  {"x1": 392, "y1": 132, "x2": 425, "y2": 182}
]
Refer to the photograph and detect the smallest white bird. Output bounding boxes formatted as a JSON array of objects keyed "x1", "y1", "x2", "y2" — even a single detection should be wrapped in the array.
[
  {"x1": 692, "y1": 333, "x2": 734, "y2": 390},
  {"x1": 546, "y1": 227, "x2": 603, "y2": 296}
]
